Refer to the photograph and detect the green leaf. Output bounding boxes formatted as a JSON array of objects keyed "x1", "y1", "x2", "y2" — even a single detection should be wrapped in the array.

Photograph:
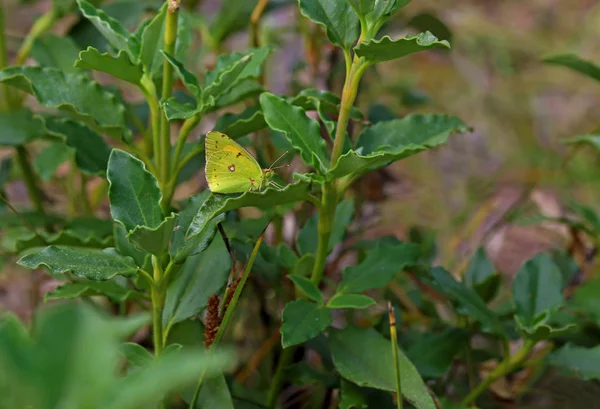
[
  {"x1": 185, "y1": 182, "x2": 310, "y2": 249},
  {"x1": 549, "y1": 343, "x2": 600, "y2": 380},
  {"x1": 212, "y1": 79, "x2": 263, "y2": 110},
  {"x1": 338, "y1": 242, "x2": 420, "y2": 294},
  {"x1": 299, "y1": 0, "x2": 359, "y2": 50},
  {"x1": 31, "y1": 34, "x2": 84, "y2": 74},
  {"x1": 76, "y1": 0, "x2": 140, "y2": 61},
  {"x1": 43, "y1": 117, "x2": 111, "y2": 175},
  {"x1": 514, "y1": 313, "x2": 575, "y2": 342},
  {"x1": 354, "y1": 32, "x2": 450, "y2": 63},
  {"x1": 139, "y1": 3, "x2": 167, "y2": 74},
  {"x1": 329, "y1": 114, "x2": 468, "y2": 180},
  {"x1": 340, "y1": 380, "x2": 368, "y2": 409},
  {"x1": 185, "y1": 374, "x2": 235, "y2": 409},
  {"x1": 202, "y1": 52, "x2": 254, "y2": 107},
  {"x1": 120, "y1": 342, "x2": 153, "y2": 368},
  {"x1": 513, "y1": 253, "x2": 564, "y2": 332},
  {"x1": 114, "y1": 223, "x2": 149, "y2": 269},
  {"x1": 75, "y1": 47, "x2": 143, "y2": 84},
  {"x1": 464, "y1": 247, "x2": 500, "y2": 302},
  {"x1": 0, "y1": 109, "x2": 45, "y2": 146},
  {"x1": 543, "y1": 54, "x2": 600, "y2": 83},
  {"x1": 406, "y1": 11, "x2": 452, "y2": 42},
  {"x1": 18, "y1": 246, "x2": 138, "y2": 280},
  {"x1": 281, "y1": 299, "x2": 332, "y2": 348},
  {"x1": 46, "y1": 281, "x2": 143, "y2": 303},
  {"x1": 298, "y1": 199, "x2": 354, "y2": 255},
  {"x1": 0, "y1": 66, "x2": 129, "y2": 141},
  {"x1": 0, "y1": 302, "x2": 234, "y2": 409},
  {"x1": 162, "y1": 98, "x2": 200, "y2": 121},
  {"x1": 127, "y1": 213, "x2": 178, "y2": 255},
  {"x1": 405, "y1": 328, "x2": 468, "y2": 378},
  {"x1": 34, "y1": 141, "x2": 73, "y2": 181},
  {"x1": 170, "y1": 191, "x2": 224, "y2": 263},
  {"x1": 288, "y1": 274, "x2": 323, "y2": 303},
  {"x1": 349, "y1": 0, "x2": 411, "y2": 36},
  {"x1": 562, "y1": 134, "x2": 600, "y2": 152},
  {"x1": 112, "y1": 349, "x2": 235, "y2": 409},
  {"x1": 291, "y1": 88, "x2": 363, "y2": 122},
  {"x1": 163, "y1": 235, "x2": 231, "y2": 332},
  {"x1": 328, "y1": 326, "x2": 436, "y2": 409},
  {"x1": 260, "y1": 92, "x2": 328, "y2": 172},
  {"x1": 570, "y1": 278, "x2": 600, "y2": 323},
  {"x1": 206, "y1": 46, "x2": 271, "y2": 84},
  {"x1": 214, "y1": 105, "x2": 266, "y2": 138},
  {"x1": 8, "y1": 227, "x2": 112, "y2": 254},
  {"x1": 162, "y1": 51, "x2": 202, "y2": 98},
  {"x1": 430, "y1": 267, "x2": 505, "y2": 336},
  {"x1": 327, "y1": 294, "x2": 376, "y2": 309},
  {"x1": 107, "y1": 149, "x2": 163, "y2": 232},
  {"x1": 52, "y1": 0, "x2": 77, "y2": 17},
  {"x1": 208, "y1": 0, "x2": 255, "y2": 45},
  {"x1": 292, "y1": 253, "x2": 316, "y2": 277}
]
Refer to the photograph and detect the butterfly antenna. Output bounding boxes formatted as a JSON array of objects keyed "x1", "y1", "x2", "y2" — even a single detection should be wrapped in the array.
[{"x1": 267, "y1": 151, "x2": 288, "y2": 170}]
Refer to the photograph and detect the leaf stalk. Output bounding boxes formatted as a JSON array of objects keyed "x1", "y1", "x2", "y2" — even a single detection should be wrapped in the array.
[
  {"x1": 189, "y1": 224, "x2": 268, "y2": 408},
  {"x1": 461, "y1": 338, "x2": 536, "y2": 405},
  {"x1": 158, "y1": 0, "x2": 180, "y2": 207}
]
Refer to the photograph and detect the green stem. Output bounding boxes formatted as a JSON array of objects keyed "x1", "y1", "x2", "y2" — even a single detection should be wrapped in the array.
[
  {"x1": 15, "y1": 9, "x2": 57, "y2": 65},
  {"x1": 140, "y1": 74, "x2": 161, "y2": 165},
  {"x1": 12, "y1": 9, "x2": 58, "y2": 108},
  {"x1": 189, "y1": 225, "x2": 268, "y2": 409},
  {"x1": 461, "y1": 339, "x2": 536, "y2": 406},
  {"x1": 151, "y1": 256, "x2": 166, "y2": 358},
  {"x1": 0, "y1": 1, "x2": 10, "y2": 109},
  {"x1": 388, "y1": 303, "x2": 402, "y2": 409},
  {"x1": 171, "y1": 113, "x2": 200, "y2": 175},
  {"x1": 15, "y1": 146, "x2": 44, "y2": 213},
  {"x1": 158, "y1": 0, "x2": 180, "y2": 202},
  {"x1": 267, "y1": 347, "x2": 294, "y2": 408},
  {"x1": 267, "y1": 49, "x2": 367, "y2": 408},
  {"x1": 330, "y1": 60, "x2": 368, "y2": 166},
  {"x1": 310, "y1": 183, "x2": 334, "y2": 285}
]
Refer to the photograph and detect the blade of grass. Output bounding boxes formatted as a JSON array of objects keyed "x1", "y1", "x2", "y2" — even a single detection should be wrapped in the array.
[
  {"x1": 189, "y1": 219, "x2": 270, "y2": 408},
  {"x1": 389, "y1": 301, "x2": 402, "y2": 409}
]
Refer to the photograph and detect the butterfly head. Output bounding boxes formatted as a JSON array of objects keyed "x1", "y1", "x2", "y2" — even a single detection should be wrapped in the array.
[{"x1": 263, "y1": 169, "x2": 275, "y2": 179}]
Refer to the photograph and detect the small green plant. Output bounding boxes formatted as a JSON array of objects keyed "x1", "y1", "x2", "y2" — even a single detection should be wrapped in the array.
[{"x1": 0, "y1": 0, "x2": 597, "y2": 408}]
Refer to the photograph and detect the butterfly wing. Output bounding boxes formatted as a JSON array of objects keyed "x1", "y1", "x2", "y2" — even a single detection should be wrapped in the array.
[{"x1": 205, "y1": 131, "x2": 263, "y2": 194}]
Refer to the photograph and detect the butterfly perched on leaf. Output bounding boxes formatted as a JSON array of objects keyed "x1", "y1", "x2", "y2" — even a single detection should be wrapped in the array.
[{"x1": 204, "y1": 131, "x2": 286, "y2": 194}]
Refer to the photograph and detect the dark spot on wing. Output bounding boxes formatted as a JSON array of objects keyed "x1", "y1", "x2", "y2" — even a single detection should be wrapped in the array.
[{"x1": 236, "y1": 152, "x2": 242, "y2": 157}]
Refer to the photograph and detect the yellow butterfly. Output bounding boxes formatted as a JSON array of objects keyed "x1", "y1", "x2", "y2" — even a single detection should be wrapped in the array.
[{"x1": 205, "y1": 131, "x2": 286, "y2": 194}]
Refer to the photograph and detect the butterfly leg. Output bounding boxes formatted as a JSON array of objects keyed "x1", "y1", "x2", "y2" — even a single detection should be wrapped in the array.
[{"x1": 268, "y1": 180, "x2": 284, "y2": 189}]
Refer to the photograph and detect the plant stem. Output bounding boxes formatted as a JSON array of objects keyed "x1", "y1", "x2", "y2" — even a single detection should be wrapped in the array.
[
  {"x1": 250, "y1": 0, "x2": 269, "y2": 49},
  {"x1": 171, "y1": 113, "x2": 200, "y2": 174},
  {"x1": 151, "y1": 256, "x2": 166, "y2": 357},
  {"x1": 15, "y1": 146, "x2": 44, "y2": 213},
  {"x1": 461, "y1": 339, "x2": 536, "y2": 406},
  {"x1": 15, "y1": 9, "x2": 57, "y2": 65},
  {"x1": 267, "y1": 347, "x2": 294, "y2": 407},
  {"x1": 330, "y1": 60, "x2": 367, "y2": 166},
  {"x1": 140, "y1": 74, "x2": 161, "y2": 164},
  {"x1": 151, "y1": 258, "x2": 166, "y2": 409},
  {"x1": 267, "y1": 50, "x2": 368, "y2": 408},
  {"x1": 159, "y1": 0, "x2": 180, "y2": 201},
  {"x1": 310, "y1": 183, "x2": 335, "y2": 284},
  {"x1": 0, "y1": 1, "x2": 9, "y2": 109},
  {"x1": 189, "y1": 225, "x2": 268, "y2": 409},
  {"x1": 388, "y1": 302, "x2": 402, "y2": 409}
]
